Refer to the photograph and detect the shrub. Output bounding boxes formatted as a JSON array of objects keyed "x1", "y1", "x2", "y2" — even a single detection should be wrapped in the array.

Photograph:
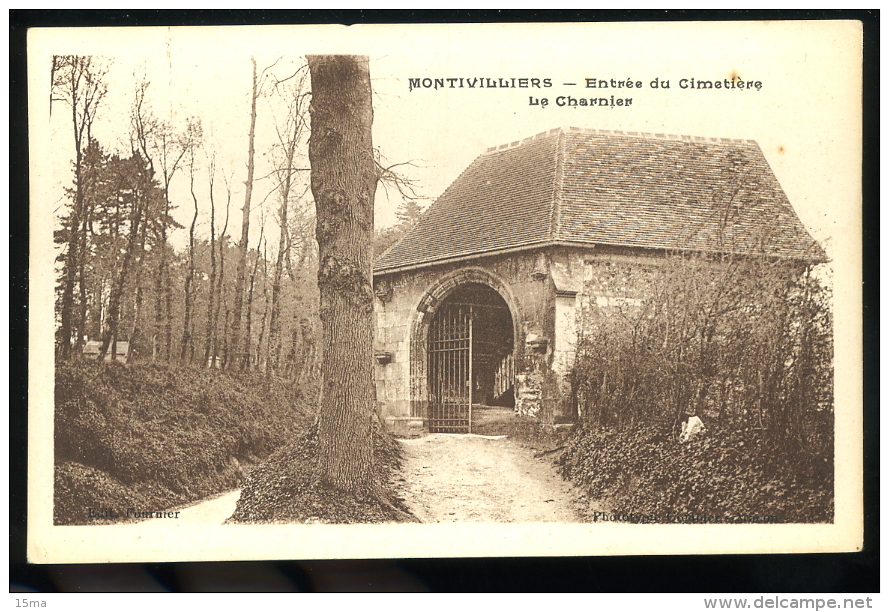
[{"x1": 572, "y1": 254, "x2": 832, "y2": 448}]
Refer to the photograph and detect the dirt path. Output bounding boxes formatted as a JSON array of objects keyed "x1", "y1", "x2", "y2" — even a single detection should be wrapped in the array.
[
  {"x1": 174, "y1": 488, "x2": 241, "y2": 524},
  {"x1": 393, "y1": 434, "x2": 582, "y2": 523}
]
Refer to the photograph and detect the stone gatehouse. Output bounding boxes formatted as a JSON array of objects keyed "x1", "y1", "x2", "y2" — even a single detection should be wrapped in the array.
[{"x1": 372, "y1": 127, "x2": 823, "y2": 436}]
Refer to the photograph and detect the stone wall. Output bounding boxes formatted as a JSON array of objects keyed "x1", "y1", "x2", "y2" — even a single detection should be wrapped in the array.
[{"x1": 577, "y1": 248, "x2": 665, "y2": 342}]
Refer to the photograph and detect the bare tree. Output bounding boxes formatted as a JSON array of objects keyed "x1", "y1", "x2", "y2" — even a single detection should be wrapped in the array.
[
  {"x1": 255, "y1": 240, "x2": 271, "y2": 371},
  {"x1": 228, "y1": 58, "x2": 260, "y2": 371},
  {"x1": 229, "y1": 56, "x2": 308, "y2": 371},
  {"x1": 53, "y1": 55, "x2": 108, "y2": 359},
  {"x1": 202, "y1": 153, "x2": 219, "y2": 368},
  {"x1": 215, "y1": 176, "x2": 233, "y2": 368},
  {"x1": 179, "y1": 123, "x2": 203, "y2": 363},
  {"x1": 282, "y1": 206, "x2": 318, "y2": 384},
  {"x1": 130, "y1": 78, "x2": 199, "y2": 361},
  {"x1": 268, "y1": 72, "x2": 310, "y2": 373}
]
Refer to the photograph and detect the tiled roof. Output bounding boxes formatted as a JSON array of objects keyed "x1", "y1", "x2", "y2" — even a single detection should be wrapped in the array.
[{"x1": 374, "y1": 127, "x2": 825, "y2": 273}]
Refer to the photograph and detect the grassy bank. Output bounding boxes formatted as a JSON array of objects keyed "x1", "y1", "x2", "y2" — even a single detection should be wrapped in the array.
[
  {"x1": 556, "y1": 423, "x2": 833, "y2": 523},
  {"x1": 54, "y1": 361, "x2": 315, "y2": 525}
]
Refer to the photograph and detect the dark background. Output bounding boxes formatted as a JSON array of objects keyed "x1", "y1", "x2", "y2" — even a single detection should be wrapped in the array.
[{"x1": 10, "y1": 9, "x2": 879, "y2": 593}]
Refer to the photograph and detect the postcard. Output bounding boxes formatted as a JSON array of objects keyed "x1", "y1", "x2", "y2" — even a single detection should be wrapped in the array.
[{"x1": 27, "y1": 20, "x2": 863, "y2": 563}]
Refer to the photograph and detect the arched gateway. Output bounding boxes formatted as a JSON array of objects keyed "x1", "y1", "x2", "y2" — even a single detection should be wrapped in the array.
[{"x1": 414, "y1": 274, "x2": 518, "y2": 433}]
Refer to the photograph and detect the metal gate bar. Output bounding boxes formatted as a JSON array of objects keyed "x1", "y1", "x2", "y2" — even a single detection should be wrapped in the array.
[{"x1": 428, "y1": 304, "x2": 473, "y2": 433}]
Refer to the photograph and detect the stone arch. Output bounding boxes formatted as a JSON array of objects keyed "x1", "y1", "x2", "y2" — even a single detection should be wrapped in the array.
[{"x1": 408, "y1": 267, "x2": 522, "y2": 424}]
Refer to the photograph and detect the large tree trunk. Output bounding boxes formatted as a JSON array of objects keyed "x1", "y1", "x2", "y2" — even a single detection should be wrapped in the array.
[{"x1": 307, "y1": 55, "x2": 378, "y2": 493}]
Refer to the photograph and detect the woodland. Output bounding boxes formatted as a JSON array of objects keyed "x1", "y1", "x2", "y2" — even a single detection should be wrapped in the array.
[
  {"x1": 51, "y1": 54, "x2": 420, "y2": 524},
  {"x1": 51, "y1": 55, "x2": 421, "y2": 373}
]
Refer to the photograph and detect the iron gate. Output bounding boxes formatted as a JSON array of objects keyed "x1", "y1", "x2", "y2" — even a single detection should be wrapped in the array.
[{"x1": 428, "y1": 303, "x2": 474, "y2": 433}]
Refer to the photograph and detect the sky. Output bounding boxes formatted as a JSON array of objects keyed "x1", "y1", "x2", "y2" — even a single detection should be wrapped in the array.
[{"x1": 32, "y1": 22, "x2": 861, "y2": 264}]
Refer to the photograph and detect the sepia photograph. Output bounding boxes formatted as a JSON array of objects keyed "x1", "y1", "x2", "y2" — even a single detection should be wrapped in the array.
[{"x1": 27, "y1": 20, "x2": 863, "y2": 563}]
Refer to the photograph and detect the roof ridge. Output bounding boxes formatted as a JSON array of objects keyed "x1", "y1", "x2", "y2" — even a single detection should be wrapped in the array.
[{"x1": 482, "y1": 126, "x2": 758, "y2": 155}]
